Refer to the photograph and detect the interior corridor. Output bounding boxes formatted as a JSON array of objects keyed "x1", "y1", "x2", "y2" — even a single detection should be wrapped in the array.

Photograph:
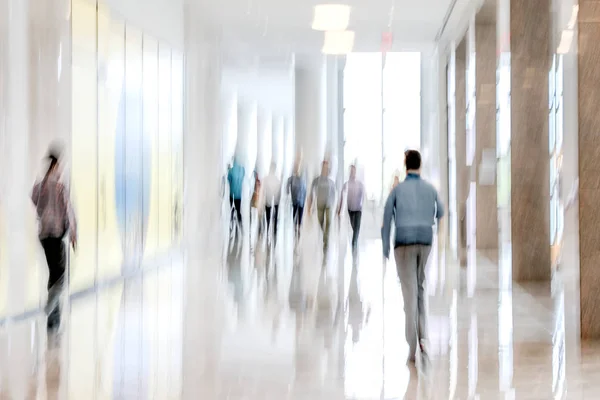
[{"x1": 0, "y1": 205, "x2": 595, "y2": 399}]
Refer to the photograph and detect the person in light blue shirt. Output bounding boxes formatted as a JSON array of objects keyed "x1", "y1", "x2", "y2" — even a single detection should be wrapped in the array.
[
  {"x1": 227, "y1": 158, "x2": 245, "y2": 227},
  {"x1": 287, "y1": 159, "x2": 307, "y2": 238},
  {"x1": 381, "y1": 150, "x2": 444, "y2": 365}
]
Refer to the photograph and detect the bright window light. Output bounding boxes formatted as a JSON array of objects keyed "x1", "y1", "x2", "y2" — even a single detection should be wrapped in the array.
[
  {"x1": 312, "y1": 4, "x2": 351, "y2": 31},
  {"x1": 322, "y1": 30, "x2": 355, "y2": 55},
  {"x1": 556, "y1": 30, "x2": 573, "y2": 54}
]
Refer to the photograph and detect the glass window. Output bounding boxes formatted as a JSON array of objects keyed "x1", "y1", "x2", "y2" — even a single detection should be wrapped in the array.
[
  {"x1": 143, "y1": 37, "x2": 159, "y2": 259},
  {"x1": 171, "y1": 51, "x2": 184, "y2": 243},
  {"x1": 97, "y1": 6, "x2": 124, "y2": 280},
  {"x1": 383, "y1": 52, "x2": 421, "y2": 187},
  {"x1": 549, "y1": 109, "x2": 556, "y2": 154},
  {"x1": 343, "y1": 53, "x2": 382, "y2": 200},
  {"x1": 157, "y1": 45, "x2": 172, "y2": 252},
  {"x1": 123, "y1": 26, "x2": 144, "y2": 264},
  {"x1": 343, "y1": 52, "x2": 422, "y2": 202},
  {"x1": 71, "y1": 0, "x2": 98, "y2": 292}
]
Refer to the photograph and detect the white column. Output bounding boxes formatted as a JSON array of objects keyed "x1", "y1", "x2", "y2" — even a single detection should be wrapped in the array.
[
  {"x1": 237, "y1": 99, "x2": 258, "y2": 226},
  {"x1": 181, "y1": 20, "x2": 226, "y2": 398},
  {"x1": 325, "y1": 56, "x2": 340, "y2": 182},
  {"x1": 236, "y1": 99, "x2": 256, "y2": 287},
  {"x1": 2, "y1": 0, "x2": 32, "y2": 398},
  {"x1": 283, "y1": 115, "x2": 294, "y2": 180},
  {"x1": 257, "y1": 108, "x2": 272, "y2": 178},
  {"x1": 4, "y1": 0, "x2": 29, "y2": 317},
  {"x1": 295, "y1": 58, "x2": 327, "y2": 180},
  {"x1": 237, "y1": 100, "x2": 258, "y2": 172},
  {"x1": 30, "y1": 0, "x2": 71, "y2": 169},
  {"x1": 272, "y1": 115, "x2": 284, "y2": 177},
  {"x1": 221, "y1": 89, "x2": 238, "y2": 172}
]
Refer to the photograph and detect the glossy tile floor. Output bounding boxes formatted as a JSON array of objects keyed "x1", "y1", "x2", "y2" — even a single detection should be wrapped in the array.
[{"x1": 0, "y1": 210, "x2": 597, "y2": 399}]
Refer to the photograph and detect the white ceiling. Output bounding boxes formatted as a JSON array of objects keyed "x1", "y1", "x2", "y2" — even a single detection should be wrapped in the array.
[
  {"x1": 192, "y1": 0, "x2": 489, "y2": 116},
  {"x1": 194, "y1": 0, "x2": 467, "y2": 62}
]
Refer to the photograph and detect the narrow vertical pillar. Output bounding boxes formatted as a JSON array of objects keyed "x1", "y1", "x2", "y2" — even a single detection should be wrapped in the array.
[
  {"x1": 282, "y1": 116, "x2": 294, "y2": 180},
  {"x1": 473, "y1": 20, "x2": 498, "y2": 254},
  {"x1": 235, "y1": 99, "x2": 256, "y2": 278},
  {"x1": 578, "y1": 0, "x2": 600, "y2": 338},
  {"x1": 336, "y1": 59, "x2": 345, "y2": 188},
  {"x1": 272, "y1": 115, "x2": 284, "y2": 176},
  {"x1": 257, "y1": 108, "x2": 272, "y2": 178},
  {"x1": 181, "y1": 22, "x2": 226, "y2": 398},
  {"x1": 221, "y1": 89, "x2": 238, "y2": 171},
  {"x1": 498, "y1": 0, "x2": 551, "y2": 281},
  {"x1": 237, "y1": 100, "x2": 258, "y2": 174},
  {"x1": 3, "y1": 0, "x2": 32, "y2": 398},
  {"x1": 325, "y1": 56, "x2": 340, "y2": 182},
  {"x1": 465, "y1": 20, "x2": 478, "y2": 292},
  {"x1": 4, "y1": 0, "x2": 29, "y2": 318},
  {"x1": 455, "y1": 40, "x2": 468, "y2": 266},
  {"x1": 295, "y1": 57, "x2": 327, "y2": 180}
]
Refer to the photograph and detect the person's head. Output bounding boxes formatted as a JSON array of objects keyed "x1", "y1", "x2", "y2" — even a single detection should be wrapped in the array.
[
  {"x1": 349, "y1": 165, "x2": 357, "y2": 180},
  {"x1": 393, "y1": 175, "x2": 400, "y2": 186},
  {"x1": 45, "y1": 146, "x2": 62, "y2": 177},
  {"x1": 404, "y1": 150, "x2": 422, "y2": 173},
  {"x1": 320, "y1": 160, "x2": 329, "y2": 176},
  {"x1": 270, "y1": 161, "x2": 277, "y2": 173}
]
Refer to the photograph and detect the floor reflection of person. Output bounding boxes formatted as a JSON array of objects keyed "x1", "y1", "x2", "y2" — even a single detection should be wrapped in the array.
[
  {"x1": 338, "y1": 165, "x2": 365, "y2": 253},
  {"x1": 307, "y1": 160, "x2": 336, "y2": 255},
  {"x1": 31, "y1": 150, "x2": 77, "y2": 333},
  {"x1": 263, "y1": 162, "x2": 281, "y2": 244},
  {"x1": 287, "y1": 160, "x2": 307, "y2": 239},
  {"x1": 381, "y1": 150, "x2": 444, "y2": 365}
]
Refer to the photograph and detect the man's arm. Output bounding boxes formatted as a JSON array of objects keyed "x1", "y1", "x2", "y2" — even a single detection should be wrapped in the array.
[
  {"x1": 435, "y1": 190, "x2": 445, "y2": 222},
  {"x1": 381, "y1": 191, "x2": 396, "y2": 259}
]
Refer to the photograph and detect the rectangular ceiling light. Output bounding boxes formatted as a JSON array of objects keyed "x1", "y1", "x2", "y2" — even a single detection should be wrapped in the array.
[
  {"x1": 322, "y1": 30, "x2": 355, "y2": 55},
  {"x1": 312, "y1": 4, "x2": 351, "y2": 31}
]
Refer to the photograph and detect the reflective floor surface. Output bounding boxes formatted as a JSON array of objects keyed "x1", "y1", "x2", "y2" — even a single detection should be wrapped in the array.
[{"x1": 0, "y1": 210, "x2": 597, "y2": 399}]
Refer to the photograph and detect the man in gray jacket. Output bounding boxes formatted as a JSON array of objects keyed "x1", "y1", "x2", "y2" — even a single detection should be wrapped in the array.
[
  {"x1": 307, "y1": 160, "x2": 336, "y2": 255},
  {"x1": 381, "y1": 150, "x2": 444, "y2": 365}
]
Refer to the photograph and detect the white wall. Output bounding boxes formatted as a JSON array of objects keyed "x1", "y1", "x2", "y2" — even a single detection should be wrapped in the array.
[{"x1": 421, "y1": 46, "x2": 448, "y2": 205}]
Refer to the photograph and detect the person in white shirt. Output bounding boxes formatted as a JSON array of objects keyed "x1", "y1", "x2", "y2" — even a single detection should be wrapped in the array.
[{"x1": 263, "y1": 162, "x2": 282, "y2": 243}]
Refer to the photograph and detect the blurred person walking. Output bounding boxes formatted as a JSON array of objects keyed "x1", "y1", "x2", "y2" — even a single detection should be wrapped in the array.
[
  {"x1": 227, "y1": 157, "x2": 245, "y2": 230},
  {"x1": 307, "y1": 160, "x2": 336, "y2": 255},
  {"x1": 287, "y1": 159, "x2": 307, "y2": 239},
  {"x1": 263, "y1": 162, "x2": 281, "y2": 245},
  {"x1": 381, "y1": 150, "x2": 444, "y2": 365},
  {"x1": 338, "y1": 164, "x2": 365, "y2": 254},
  {"x1": 32, "y1": 149, "x2": 77, "y2": 332}
]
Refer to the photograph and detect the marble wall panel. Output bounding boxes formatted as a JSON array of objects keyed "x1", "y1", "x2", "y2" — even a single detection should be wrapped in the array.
[{"x1": 510, "y1": 0, "x2": 551, "y2": 281}]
